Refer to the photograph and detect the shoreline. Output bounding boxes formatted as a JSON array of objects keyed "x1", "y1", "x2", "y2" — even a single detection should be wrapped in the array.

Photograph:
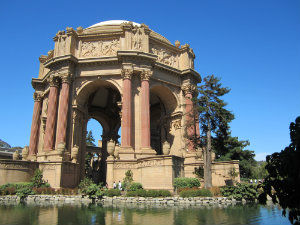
[{"x1": 0, "y1": 195, "x2": 248, "y2": 206}]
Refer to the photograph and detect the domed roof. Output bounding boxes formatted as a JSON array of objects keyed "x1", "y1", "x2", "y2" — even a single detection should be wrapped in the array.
[{"x1": 88, "y1": 20, "x2": 141, "y2": 28}]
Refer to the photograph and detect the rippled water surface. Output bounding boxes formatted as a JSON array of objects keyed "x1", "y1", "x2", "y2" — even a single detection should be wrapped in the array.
[{"x1": 0, "y1": 203, "x2": 290, "y2": 225}]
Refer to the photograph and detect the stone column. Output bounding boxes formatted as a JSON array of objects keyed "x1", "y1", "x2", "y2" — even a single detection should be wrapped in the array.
[
  {"x1": 182, "y1": 83, "x2": 196, "y2": 151},
  {"x1": 140, "y1": 70, "x2": 152, "y2": 148},
  {"x1": 121, "y1": 69, "x2": 133, "y2": 147},
  {"x1": 44, "y1": 75, "x2": 59, "y2": 151},
  {"x1": 28, "y1": 92, "x2": 43, "y2": 156},
  {"x1": 55, "y1": 74, "x2": 71, "y2": 148}
]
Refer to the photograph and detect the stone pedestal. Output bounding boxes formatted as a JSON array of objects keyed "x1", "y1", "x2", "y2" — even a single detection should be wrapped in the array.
[{"x1": 118, "y1": 147, "x2": 135, "y2": 160}]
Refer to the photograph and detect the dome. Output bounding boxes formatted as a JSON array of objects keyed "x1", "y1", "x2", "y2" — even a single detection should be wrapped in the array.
[{"x1": 88, "y1": 20, "x2": 141, "y2": 28}]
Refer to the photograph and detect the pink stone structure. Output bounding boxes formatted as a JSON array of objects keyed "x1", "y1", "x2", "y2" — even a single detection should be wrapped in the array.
[
  {"x1": 28, "y1": 93, "x2": 42, "y2": 156},
  {"x1": 13, "y1": 20, "x2": 240, "y2": 189}
]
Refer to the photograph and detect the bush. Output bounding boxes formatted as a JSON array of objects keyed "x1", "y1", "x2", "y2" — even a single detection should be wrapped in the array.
[
  {"x1": 174, "y1": 177, "x2": 200, "y2": 189},
  {"x1": 103, "y1": 189, "x2": 121, "y2": 197},
  {"x1": 122, "y1": 170, "x2": 133, "y2": 190},
  {"x1": 78, "y1": 177, "x2": 94, "y2": 193},
  {"x1": 31, "y1": 169, "x2": 50, "y2": 188},
  {"x1": 179, "y1": 189, "x2": 212, "y2": 198},
  {"x1": 16, "y1": 187, "x2": 35, "y2": 200},
  {"x1": 177, "y1": 187, "x2": 199, "y2": 193},
  {"x1": 220, "y1": 183, "x2": 258, "y2": 201},
  {"x1": 128, "y1": 182, "x2": 143, "y2": 191},
  {"x1": 126, "y1": 189, "x2": 171, "y2": 197}
]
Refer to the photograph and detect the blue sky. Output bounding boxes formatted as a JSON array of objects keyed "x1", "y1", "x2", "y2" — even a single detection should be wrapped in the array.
[{"x1": 0, "y1": 0, "x2": 299, "y2": 161}]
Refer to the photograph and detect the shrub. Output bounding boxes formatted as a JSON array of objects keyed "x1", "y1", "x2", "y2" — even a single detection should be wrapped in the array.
[
  {"x1": 220, "y1": 183, "x2": 259, "y2": 201},
  {"x1": 174, "y1": 177, "x2": 200, "y2": 189},
  {"x1": 31, "y1": 169, "x2": 50, "y2": 188},
  {"x1": 179, "y1": 189, "x2": 212, "y2": 198},
  {"x1": 83, "y1": 183, "x2": 103, "y2": 199},
  {"x1": 78, "y1": 177, "x2": 94, "y2": 193},
  {"x1": 126, "y1": 189, "x2": 171, "y2": 197},
  {"x1": 122, "y1": 170, "x2": 133, "y2": 190},
  {"x1": 104, "y1": 189, "x2": 121, "y2": 197},
  {"x1": 177, "y1": 187, "x2": 199, "y2": 193},
  {"x1": 16, "y1": 187, "x2": 35, "y2": 200},
  {"x1": 209, "y1": 186, "x2": 221, "y2": 196},
  {"x1": 128, "y1": 182, "x2": 143, "y2": 191}
]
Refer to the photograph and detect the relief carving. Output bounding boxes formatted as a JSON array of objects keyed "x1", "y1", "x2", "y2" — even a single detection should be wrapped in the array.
[
  {"x1": 132, "y1": 27, "x2": 143, "y2": 50},
  {"x1": 80, "y1": 39, "x2": 120, "y2": 57},
  {"x1": 137, "y1": 160, "x2": 163, "y2": 168},
  {"x1": 151, "y1": 45, "x2": 178, "y2": 67},
  {"x1": 113, "y1": 163, "x2": 136, "y2": 169}
]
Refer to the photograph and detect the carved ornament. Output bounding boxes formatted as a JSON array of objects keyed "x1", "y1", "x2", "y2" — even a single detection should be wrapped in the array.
[
  {"x1": 132, "y1": 27, "x2": 143, "y2": 50},
  {"x1": 61, "y1": 73, "x2": 72, "y2": 84},
  {"x1": 121, "y1": 69, "x2": 133, "y2": 80},
  {"x1": 140, "y1": 70, "x2": 152, "y2": 81},
  {"x1": 113, "y1": 163, "x2": 136, "y2": 169},
  {"x1": 80, "y1": 39, "x2": 120, "y2": 58},
  {"x1": 181, "y1": 83, "x2": 196, "y2": 96},
  {"x1": 33, "y1": 92, "x2": 43, "y2": 102},
  {"x1": 48, "y1": 75, "x2": 60, "y2": 88},
  {"x1": 151, "y1": 45, "x2": 178, "y2": 67},
  {"x1": 137, "y1": 159, "x2": 163, "y2": 168},
  {"x1": 172, "y1": 120, "x2": 182, "y2": 130}
]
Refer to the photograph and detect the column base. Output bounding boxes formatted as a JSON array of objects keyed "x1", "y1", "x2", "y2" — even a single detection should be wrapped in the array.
[
  {"x1": 135, "y1": 147, "x2": 157, "y2": 159},
  {"x1": 118, "y1": 147, "x2": 135, "y2": 160},
  {"x1": 36, "y1": 150, "x2": 70, "y2": 162},
  {"x1": 26, "y1": 154, "x2": 37, "y2": 161}
]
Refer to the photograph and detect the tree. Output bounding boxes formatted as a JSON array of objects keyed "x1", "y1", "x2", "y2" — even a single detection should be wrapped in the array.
[
  {"x1": 86, "y1": 130, "x2": 96, "y2": 147},
  {"x1": 85, "y1": 130, "x2": 95, "y2": 176},
  {"x1": 195, "y1": 75, "x2": 234, "y2": 188},
  {"x1": 214, "y1": 133, "x2": 257, "y2": 178},
  {"x1": 259, "y1": 117, "x2": 300, "y2": 224}
]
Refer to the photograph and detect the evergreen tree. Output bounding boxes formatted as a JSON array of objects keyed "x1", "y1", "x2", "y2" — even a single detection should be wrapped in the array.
[
  {"x1": 195, "y1": 75, "x2": 234, "y2": 188},
  {"x1": 86, "y1": 130, "x2": 96, "y2": 147}
]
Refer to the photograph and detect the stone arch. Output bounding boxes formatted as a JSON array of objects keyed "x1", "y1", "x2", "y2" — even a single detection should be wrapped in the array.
[{"x1": 149, "y1": 84, "x2": 178, "y2": 154}]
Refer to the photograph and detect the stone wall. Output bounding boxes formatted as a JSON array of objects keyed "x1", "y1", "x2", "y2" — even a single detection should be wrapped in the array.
[{"x1": 0, "y1": 160, "x2": 38, "y2": 185}]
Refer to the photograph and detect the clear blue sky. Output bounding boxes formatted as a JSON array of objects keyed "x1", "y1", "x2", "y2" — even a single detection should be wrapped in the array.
[{"x1": 0, "y1": 0, "x2": 299, "y2": 161}]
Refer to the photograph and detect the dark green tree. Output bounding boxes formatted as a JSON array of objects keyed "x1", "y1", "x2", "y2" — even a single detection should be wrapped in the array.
[
  {"x1": 85, "y1": 130, "x2": 95, "y2": 176},
  {"x1": 195, "y1": 75, "x2": 234, "y2": 188},
  {"x1": 259, "y1": 117, "x2": 300, "y2": 224},
  {"x1": 214, "y1": 133, "x2": 257, "y2": 178},
  {"x1": 86, "y1": 130, "x2": 96, "y2": 147}
]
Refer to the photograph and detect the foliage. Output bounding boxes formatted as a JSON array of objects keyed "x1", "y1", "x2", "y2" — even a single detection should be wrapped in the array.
[
  {"x1": 251, "y1": 161, "x2": 269, "y2": 179},
  {"x1": 214, "y1": 135, "x2": 256, "y2": 178},
  {"x1": 126, "y1": 189, "x2": 171, "y2": 197},
  {"x1": 127, "y1": 182, "x2": 143, "y2": 191},
  {"x1": 31, "y1": 169, "x2": 50, "y2": 188},
  {"x1": 173, "y1": 177, "x2": 200, "y2": 189},
  {"x1": 220, "y1": 183, "x2": 258, "y2": 201},
  {"x1": 258, "y1": 117, "x2": 300, "y2": 224},
  {"x1": 193, "y1": 166, "x2": 204, "y2": 179},
  {"x1": 86, "y1": 130, "x2": 96, "y2": 146},
  {"x1": 179, "y1": 189, "x2": 212, "y2": 198},
  {"x1": 122, "y1": 170, "x2": 134, "y2": 190},
  {"x1": 79, "y1": 177, "x2": 93, "y2": 191},
  {"x1": 209, "y1": 186, "x2": 221, "y2": 196},
  {"x1": 228, "y1": 167, "x2": 239, "y2": 181},
  {"x1": 177, "y1": 186, "x2": 199, "y2": 193},
  {"x1": 16, "y1": 187, "x2": 35, "y2": 200},
  {"x1": 83, "y1": 183, "x2": 104, "y2": 199},
  {"x1": 103, "y1": 189, "x2": 121, "y2": 197},
  {"x1": 195, "y1": 75, "x2": 234, "y2": 188}
]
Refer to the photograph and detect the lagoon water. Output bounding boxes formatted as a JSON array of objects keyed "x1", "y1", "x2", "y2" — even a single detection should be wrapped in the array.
[{"x1": 0, "y1": 203, "x2": 290, "y2": 225}]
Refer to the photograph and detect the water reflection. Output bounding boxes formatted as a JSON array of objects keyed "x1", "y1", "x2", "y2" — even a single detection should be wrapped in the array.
[{"x1": 0, "y1": 203, "x2": 290, "y2": 225}]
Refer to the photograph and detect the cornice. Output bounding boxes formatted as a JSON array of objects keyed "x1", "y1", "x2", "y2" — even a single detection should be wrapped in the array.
[
  {"x1": 181, "y1": 69, "x2": 201, "y2": 83},
  {"x1": 43, "y1": 54, "x2": 78, "y2": 69},
  {"x1": 117, "y1": 51, "x2": 157, "y2": 62},
  {"x1": 77, "y1": 56, "x2": 119, "y2": 66}
]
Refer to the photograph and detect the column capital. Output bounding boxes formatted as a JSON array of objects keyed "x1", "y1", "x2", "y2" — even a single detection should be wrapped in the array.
[
  {"x1": 48, "y1": 75, "x2": 60, "y2": 87},
  {"x1": 121, "y1": 69, "x2": 133, "y2": 80},
  {"x1": 33, "y1": 92, "x2": 43, "y2": 102},
  {"x1": 181, "y1": 83, "x2": 196, "y2": 97},
  {"x1": 60, "y1": 73, "x2": 72, "y2": 84},
  {"x1": 140, "y1": 70, "x2": 152, "y2": 81}
]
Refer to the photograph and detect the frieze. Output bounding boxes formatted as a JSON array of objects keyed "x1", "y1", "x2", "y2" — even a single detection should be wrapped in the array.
[
  {"x1": 113, "y1": 163, "x2": 136, "y2": 169},
  {"x1": 80, "y1": 39, "x2": 120, "y2": 58},
  {"x1": 137, "y1": 159, "x2": 163, "y2": 168},
  {"x1": 0, "y1": 162, "x2": 31, "y2": 170},
  {"x1": 151, "y1": 45, "x2": 178, "y2": 68}
]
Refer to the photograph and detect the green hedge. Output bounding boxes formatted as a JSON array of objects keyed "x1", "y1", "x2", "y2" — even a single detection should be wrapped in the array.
[
  {"x1": 126, "y1": 189, "x2": 171, "y2": 197},
  {"x1": 220, "y1": 183, "x2": 258, "y2": 201},
  {"x1": 179, "y1": 189, "x2": 212, "y2": 198},
  {"x1": 173, "y1": 178, "x2": 200, "y2": 189},
  {"x1": 128, "y1": 182, "x2": 143, "y2": 191},
  {"x1": 103, "y1": 189, "x2": 121, "y2": 197}
]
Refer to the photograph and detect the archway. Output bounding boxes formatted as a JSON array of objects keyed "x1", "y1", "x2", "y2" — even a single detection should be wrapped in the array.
[
  {"x1": 76, "y1": 80, "x2": 121, "y2": 184},
  {"x1": 150, "y1": 85, "x2": 178, "y2": 155}
]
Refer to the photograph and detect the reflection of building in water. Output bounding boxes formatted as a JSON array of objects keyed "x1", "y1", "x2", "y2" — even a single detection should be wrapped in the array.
[{"x1": 38, "y1": 207, "x2": 58, "y2": 225}]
